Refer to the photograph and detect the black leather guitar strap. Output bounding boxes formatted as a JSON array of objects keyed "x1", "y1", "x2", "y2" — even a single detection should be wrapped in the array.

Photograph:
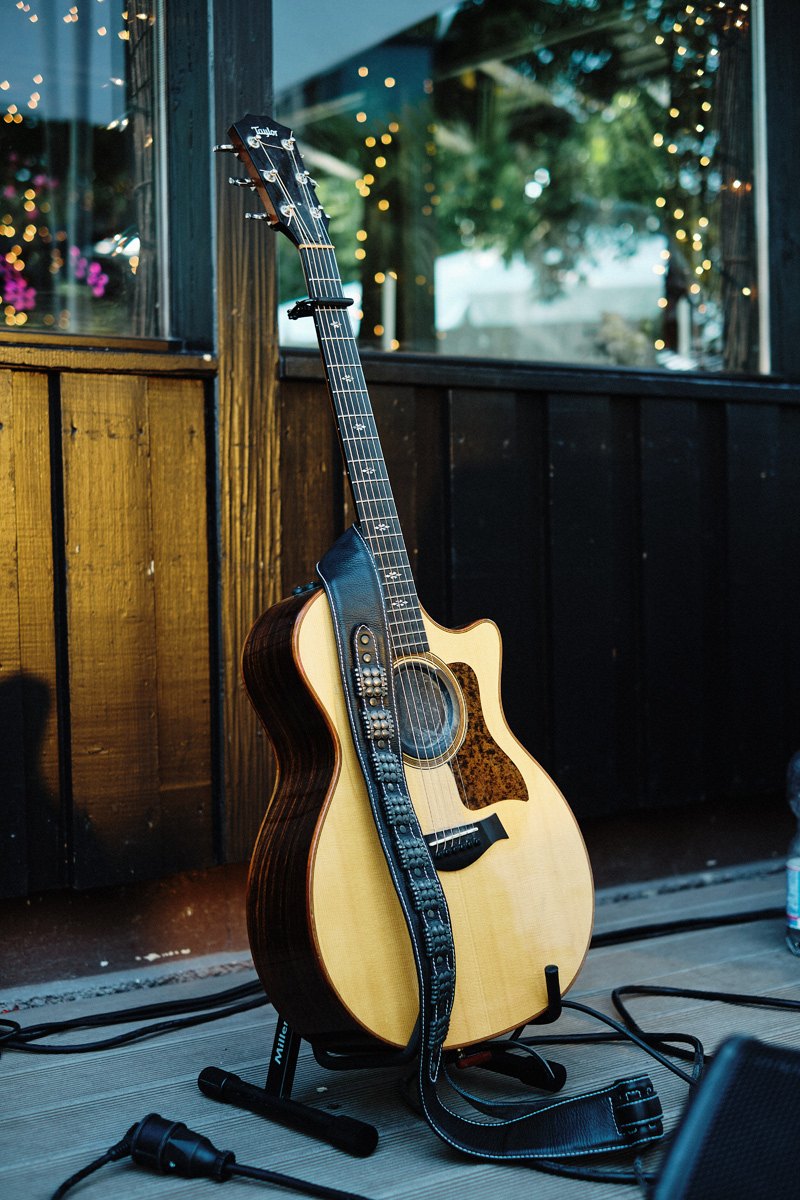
[{"x1": 317, "y1": 524, "x2": 663, "y2": 1161}]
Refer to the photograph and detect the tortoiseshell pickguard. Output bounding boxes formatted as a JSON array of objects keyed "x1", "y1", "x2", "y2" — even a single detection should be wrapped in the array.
[{"x1": 448, "y1": 661, "x2": 528, "y2": 810}]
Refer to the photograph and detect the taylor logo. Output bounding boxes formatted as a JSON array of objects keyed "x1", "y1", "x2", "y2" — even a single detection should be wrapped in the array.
[{"x1": 254, "y1": 126, "x2": 278, "y2": 137}]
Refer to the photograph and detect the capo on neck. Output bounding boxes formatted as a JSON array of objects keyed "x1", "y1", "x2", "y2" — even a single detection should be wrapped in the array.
[{"x1": 288, "y1": 296, "x2": 355, "y2": 320}]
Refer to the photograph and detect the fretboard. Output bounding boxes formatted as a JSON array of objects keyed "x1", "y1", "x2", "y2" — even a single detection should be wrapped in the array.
[{"x1": 298, "y1": 244, "x2": 428, "y2": 657}]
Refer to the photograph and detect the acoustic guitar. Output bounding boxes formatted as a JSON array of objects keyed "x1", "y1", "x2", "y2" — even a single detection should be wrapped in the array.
[{"x1": 229, "y1": 114, "x2": 594, "y2": 1052}]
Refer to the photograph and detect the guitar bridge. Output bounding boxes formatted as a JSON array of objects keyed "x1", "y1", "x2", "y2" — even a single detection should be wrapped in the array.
[{"x1": 424, "y1": 813, "x2": 508, "y2": 872}]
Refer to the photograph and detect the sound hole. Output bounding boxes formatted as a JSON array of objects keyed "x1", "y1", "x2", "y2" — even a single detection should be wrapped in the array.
[{"x1": 393, "y1": 657, "x2": 466, "y2": 768}]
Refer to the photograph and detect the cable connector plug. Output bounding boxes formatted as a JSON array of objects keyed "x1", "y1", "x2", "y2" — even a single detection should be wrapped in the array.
[{"x1": 130, "y1": 1113, "x2": 234, "y2": 1180}]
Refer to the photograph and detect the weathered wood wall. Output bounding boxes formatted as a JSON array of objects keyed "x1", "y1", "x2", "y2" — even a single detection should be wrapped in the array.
[{"x1": 1, "y1": 349, "x2": 218, "y2": 897}]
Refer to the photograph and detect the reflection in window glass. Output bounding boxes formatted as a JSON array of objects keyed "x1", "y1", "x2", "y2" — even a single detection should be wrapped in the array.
[
  {"x1": 277, "y1": 0, "x2": 759, "y2": 372},
  {"x1": 0, "y1": 1, "x2": 160, "y2": 337}
]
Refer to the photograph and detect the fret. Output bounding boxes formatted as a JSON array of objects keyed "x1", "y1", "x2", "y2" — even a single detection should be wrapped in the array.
[
  {"x1": 349, "y1": 459, "x2": 389, "y2": 473},
  {"x1": 340, "y1": 434, "x2": 381, "y2": 446}
]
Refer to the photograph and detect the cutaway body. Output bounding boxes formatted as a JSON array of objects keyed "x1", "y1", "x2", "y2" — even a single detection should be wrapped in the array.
[{"x1": 244, "y1": 585, "x2": 594, "y2": 1051}]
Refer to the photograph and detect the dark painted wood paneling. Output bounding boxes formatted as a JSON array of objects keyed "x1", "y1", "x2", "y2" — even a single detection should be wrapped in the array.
[
  {"x1": 370, "y1": 384, "x2": 422, "y2": 583},
  {"x1": 764, "y1": 0, "x2": 800, "y2": 379},
  {"x1": 725, "y1": 403, "x2": 785, "y2": 795},
  {"x1": 407, "y1": 388, "x2": 449, "y2": 627},
  {"x1": 640, "y1": 398, "x2": 705, "y2": 808},
  {"x1": 278, "y1": 380, "x2": 340, "y2": 596},
  {"x1": 546, "y1": 394, "x2": 640, "y2": 817},
  {"x1": 778, "y1": 404, "x2": 800, "y2": 761},
  {"x1": 164, "y1": 1, "x2": 214, "y2": 349},
  {"x1": 448, "y1": 389, "x2": 551, "y2": 766}
]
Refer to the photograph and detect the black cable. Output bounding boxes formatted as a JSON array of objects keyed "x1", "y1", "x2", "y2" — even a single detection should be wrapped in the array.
[
  {"x1": 50, "y1": 1126, "x2": 137, "y2": 1200},
  {"x1": 591, "y1": 905, "x2": 783, "y2": 948},
  {"x1": 1, "y1": 979, "x2": 267, "y2": 1055},
  {"x1": 2, "y1": 905, "x2": 783, "y2": 1057},
  {"x1": 49, "y1": 1114, "x2": 374, "y2": 1200},
  {"x1": 559, "y1": 999, "x2": 702, "y2": 1086},
  {"x1": 613, "y1": 981, "x2": 800, "y2": 1051},
  {"x1": 230, "y1": 1161, "x2": 370, "y2": 1199}
]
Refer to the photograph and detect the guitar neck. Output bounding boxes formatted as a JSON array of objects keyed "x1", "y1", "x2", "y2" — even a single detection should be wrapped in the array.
[{"x1": 298, "y1": 245, "x2": 428, "y2": 657}]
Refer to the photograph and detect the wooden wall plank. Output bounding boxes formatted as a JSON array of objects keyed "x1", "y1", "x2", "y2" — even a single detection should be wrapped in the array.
[
  {"x1": 147, "y1": 377, "x2": 214, "y2": 872},
  {"x1": 547, "y1": 393, "x2": 642, "y2": 818},
  {"x1": 0, "y1": 370, "x2": 28, "y2": 897},
  {"x1": 640, "y1": 398, "x2": 705, "y2": 808},
  {"x1": 211, "y1": 0, "x2": 278, "y2": 862},
  {"x1": 778, "y1": 404, "x2": 800, "y2": 761},
  {"x1": 405, "y1": 387, "x2": 448, "y2": 626},
  {"x1": 448, "y1": 388, "x2": 550, "y2": 765},
  {"x1": 370, "y1": 383, "x2": 420, "y2": 568},
  {"x1": 278, "y1": 380, "x2": 339, "y2": 596},
  {"x1": 0, "y1": 369, "x2": 61, "y2": 898},
  {"x1": 61, "y1": 373, "x2": 161, "y2": 888},
  {"x1": 12, "y1": 371, "x2": 62, "y2": 890},
  {"x1": 726, "y1": 402, "x2": 785, "y2": 795}
]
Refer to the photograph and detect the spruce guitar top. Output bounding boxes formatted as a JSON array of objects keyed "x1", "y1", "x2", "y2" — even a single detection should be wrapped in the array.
[{"x1": 229, "y1": 114, "x2": 594, "y2": 1051}]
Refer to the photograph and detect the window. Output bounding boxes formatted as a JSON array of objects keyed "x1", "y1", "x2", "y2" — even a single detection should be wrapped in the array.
[
  {"x1": 0, "y1": 0, "x2": 162, "y2": 337},
  {"x1": 276, "y1": 0, "x2": 761, "y2": 372}
]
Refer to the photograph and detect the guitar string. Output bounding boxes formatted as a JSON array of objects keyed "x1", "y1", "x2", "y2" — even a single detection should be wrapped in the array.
[
  {"x1": 312, "y1": 296, "x2": 475, "y2": 849},
  {"x1": 270, "y1": 140, "x2": 471, "y2": 848},
  {"x1": 252, "y1": 132, "x2": 468, "y2": 845},
  {"x1": 278, "y1": 152, "x2": 449, "y2": 837},
  {"x1": 290, "y1": 160, "x2": 475, "y2": 848}
]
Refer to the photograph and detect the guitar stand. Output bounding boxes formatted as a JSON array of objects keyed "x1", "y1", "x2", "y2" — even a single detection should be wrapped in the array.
[
  {"x1": 197, "y1": 1017, "x2": 379, "y2": 1158},
  {"x1": 198, "y1": 965, "x2": 564, "y2": 1154},
  {"x1": 451, "y1": 964, "x2": 567, "y2": 1093}
]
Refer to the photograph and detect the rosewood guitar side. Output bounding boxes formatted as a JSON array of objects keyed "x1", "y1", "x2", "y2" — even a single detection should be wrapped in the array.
[{"x1": 242, "y1": 590, "x2": 366, "y2": 1046}]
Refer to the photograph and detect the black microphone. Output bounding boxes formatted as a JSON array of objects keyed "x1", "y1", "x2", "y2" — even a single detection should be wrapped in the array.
[{"x1": 198, "y1": 1066, "x2": 379, "y2": 1157}]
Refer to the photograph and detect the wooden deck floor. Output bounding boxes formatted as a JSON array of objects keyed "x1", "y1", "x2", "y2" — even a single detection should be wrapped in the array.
[{"x1": 2, "y1": 865, "x2": 798, "y2": 1200}]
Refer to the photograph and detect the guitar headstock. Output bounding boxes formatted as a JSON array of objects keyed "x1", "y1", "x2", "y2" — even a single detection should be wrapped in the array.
[{"x1": 227, "y1": 113, "x2": 330, "y2": 247}]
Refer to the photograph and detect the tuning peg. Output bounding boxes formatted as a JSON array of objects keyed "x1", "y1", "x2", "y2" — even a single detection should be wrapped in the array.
[
  {"x1": 245, "y1": 213, "x2": 270, "y2": 221},
  {"x1": 228, "y1": 177, "x2": 254, "y2": 188},
  {"x1": 213, "y1": 143, "x2": 235, "y2": 153}
]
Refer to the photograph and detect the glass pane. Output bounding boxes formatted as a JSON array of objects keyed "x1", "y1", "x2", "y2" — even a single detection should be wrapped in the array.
[
  {"x1": 0, "y1": 1, "x2": 161, "y2": 337},
  {"x1": 276, "y1": 0, "x2": 760, "y2": 373}
]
